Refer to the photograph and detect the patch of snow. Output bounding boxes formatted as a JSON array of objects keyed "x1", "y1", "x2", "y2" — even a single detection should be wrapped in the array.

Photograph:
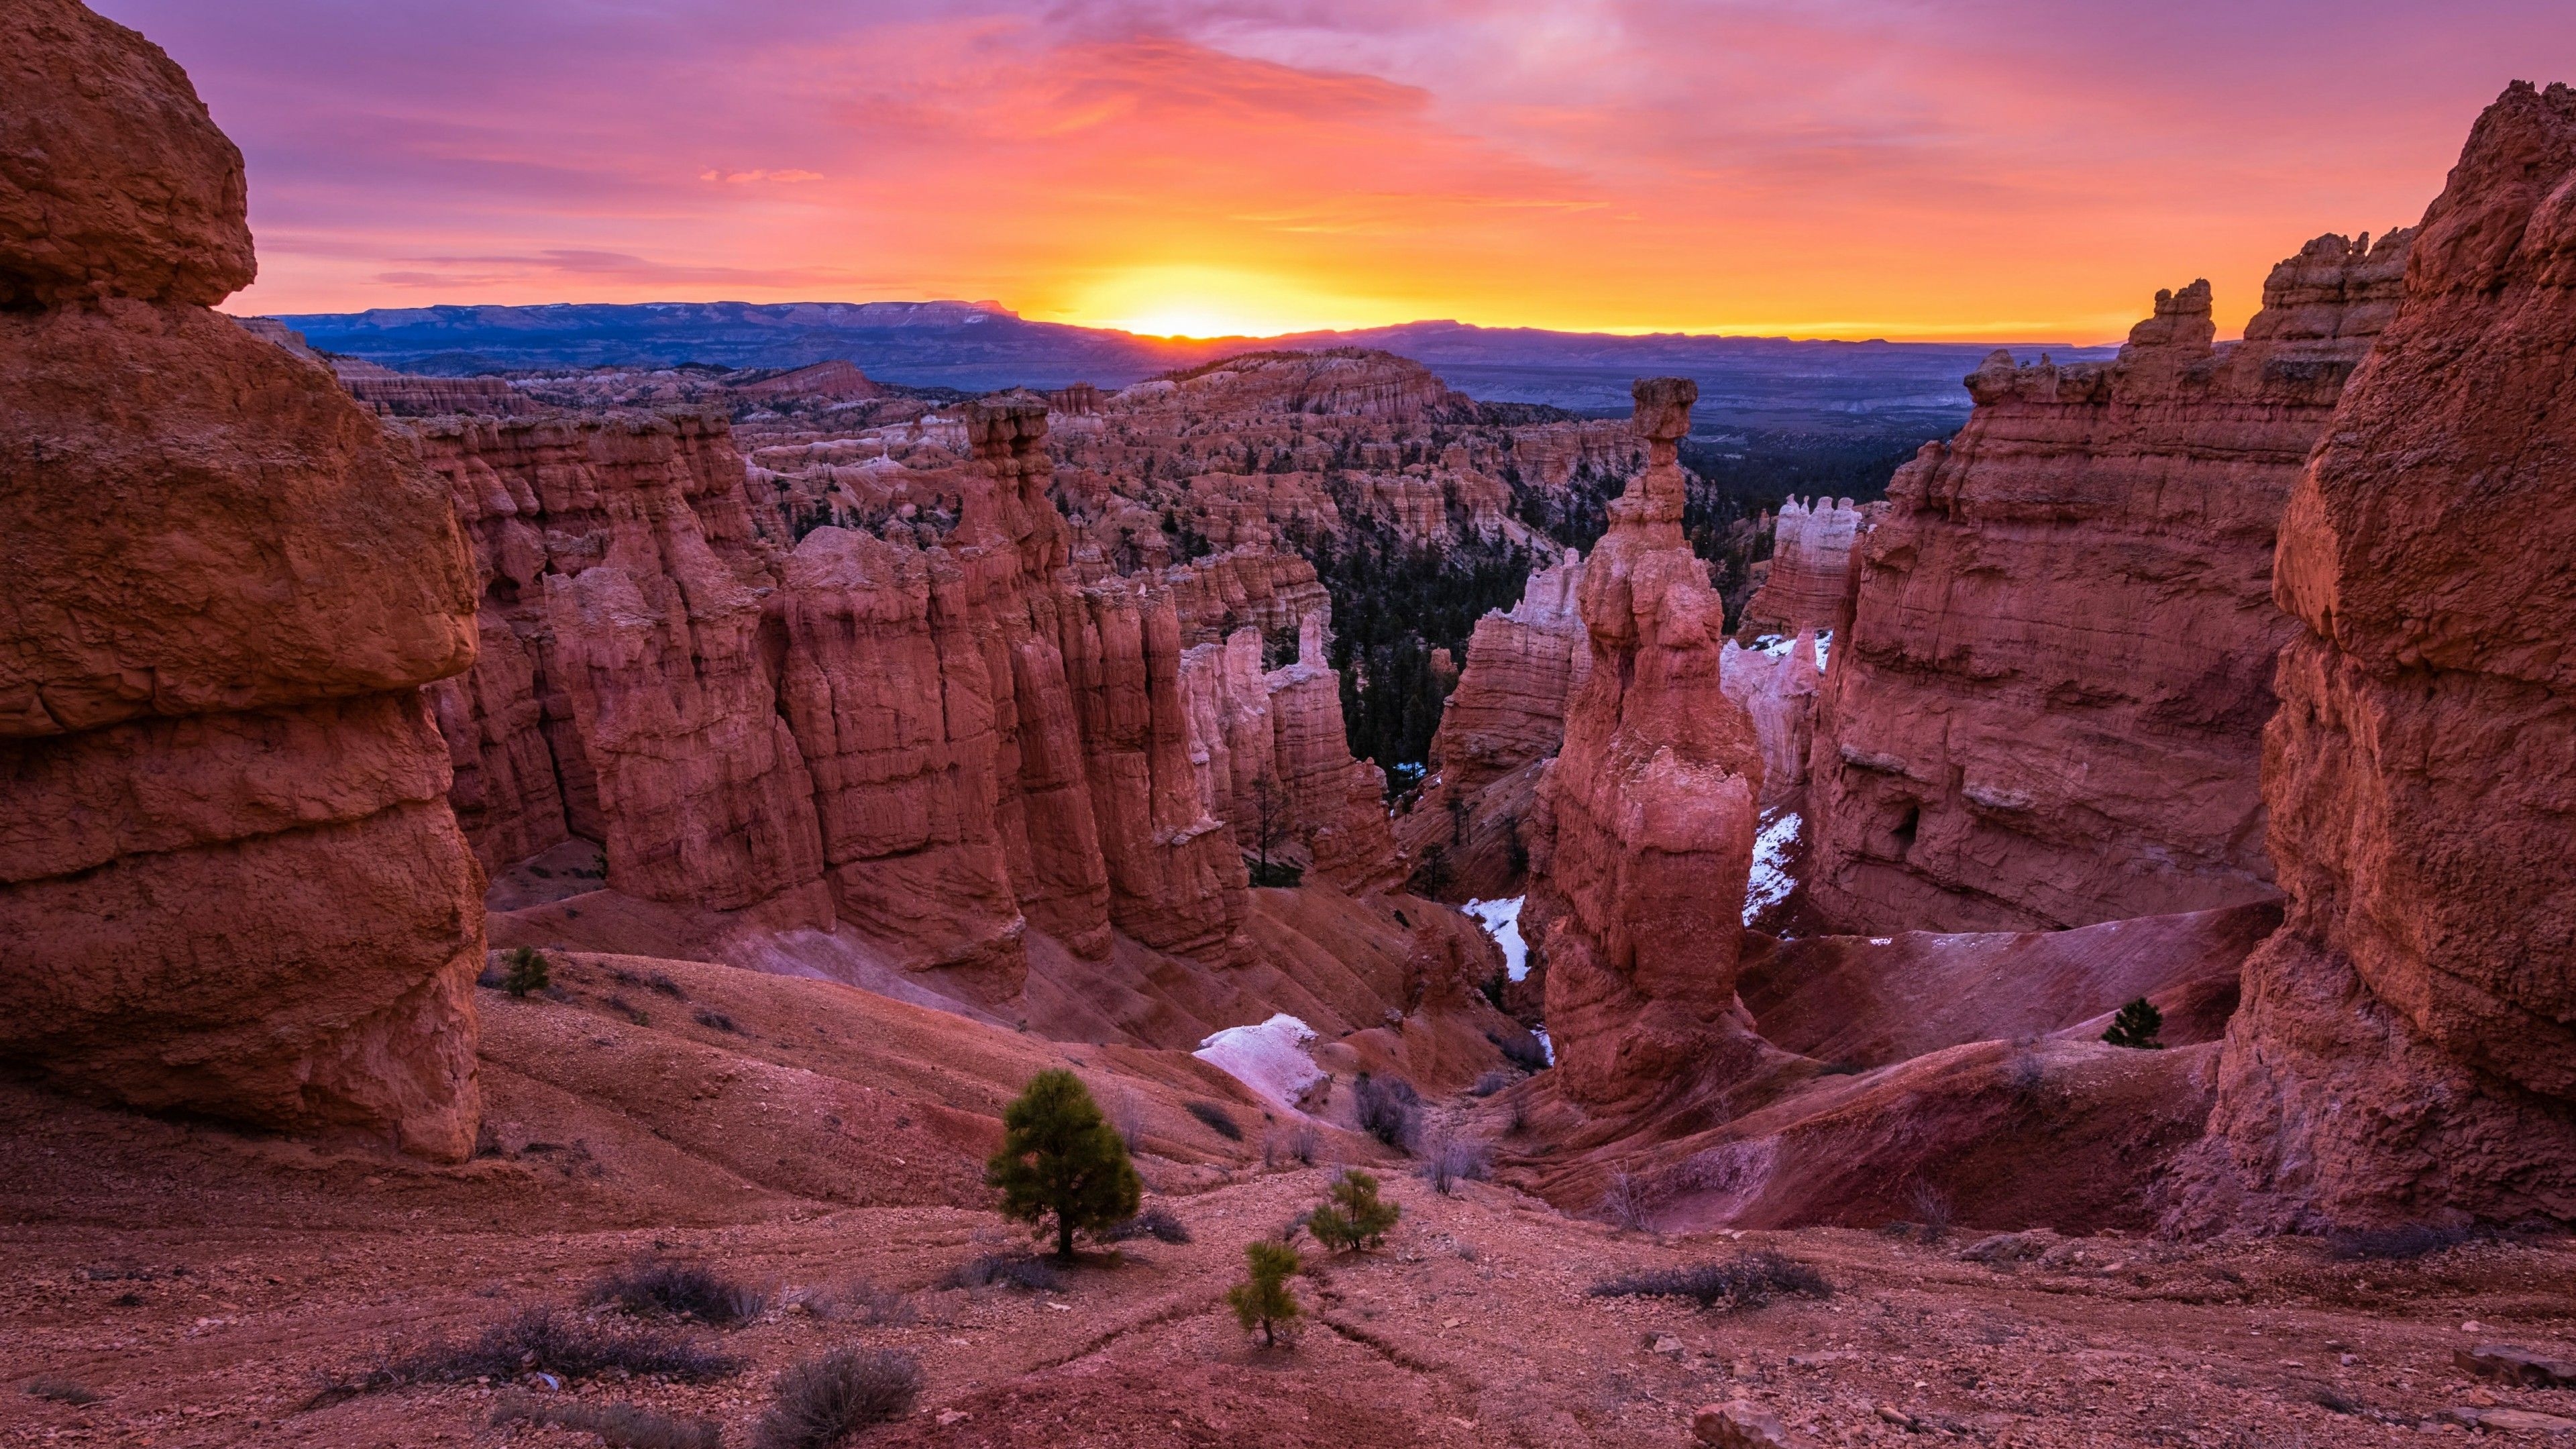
[
  {"x1": 1534, "y1": 1027, "x2": 1556, "y2": 1065},
  {"x1": 1193, "y1": 1013, "x2": 1325, "y2": 1110},
  {"x1": 1870, "y1": 937, "x2": 1893, "y2": 947},
  {"x1": 1462, "y1": 896, "x2": 1529, "y2": 981},
  {"x1": 1814, "y1": 630, "x2": 1832, "y2": 671},
  {"x1": 1743, "y1": 808, "x2": 1801, "y2": 925}
]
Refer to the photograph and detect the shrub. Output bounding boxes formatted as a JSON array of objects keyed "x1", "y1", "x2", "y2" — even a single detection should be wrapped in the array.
[
  {"x1": 1599, "y1": 1171, "x2": 1648, "y2": 1231},
  {"x1": 1421, "y1": 1133, "x2": 1492, "y2": 1195},
  {"x1": 23, "y1": 1379, "x2": 99, "y2": 1405},
  {"x1": 1468, "y1": 1070, "x2": 1511, "y2": 1097},
  {"x1": 1227, "y1": 1240, "x2": 1303, "y2": 1348},
  {"x1": 1186, "y1": 1100, "x2": 1243, "y2": 1141},
  {"x1": 937, "y1": 1254, "x2": 1063, "y2": 1293},
  {"x1": 1909, "y1": 1183, "x2": 1955, "y2": 1245},
  {"x1": 391, "y1": 1306, "x2": 740, "y2": 1384},
  {"x1": 504, "y1": 947, "x2": 551, "y2": 998},
  {"x1": 1352, "y1": 1073, "x2": 1421, "y2": 1152},
  {"x1": 492, "y1": 1396, "x2": 720, "y2": 1449},
  {"x1": 985, "y1": 1069, "x2": 1142, "y2": 1259},
  {"x1": 1588, "y1": 1250, "x2": 1832, "y2": 1313},
  {"x1": 753, "y1": 1349, "x2": 922, "y2": 1449},
  {"x1": 692, "y1": 1008, "x2": 739, "y2": 1033},
  {"x1": 2325, "y1": 1224, "x2": 2471, "y2": 1260},
  {"x1": 1100, "y1": 1205, "x2": 1191, "y2": 1244},
  {"x1": 798, "y1": 1279, "x2": 916, "y2": 1326},
  {"x1": 1308, "y1": 1169, "x2": 1401, "y2": 1252},
  {"x1": 1107, "y1": 1091, "x2": 1144, "y2": 1152},
  {"x1": 586, "y1": 1257, "x2": 769, "y2": 1327},
  {"x1": 1495, "y1": 1031, "x2": 1549, "y2": 1074},
  {"x1": 2103, "y1": 997, "x2": 2165, "y2": 1049},
  {"x1": 647, "y1": 971, "x2": 686, "y2": 1000}
]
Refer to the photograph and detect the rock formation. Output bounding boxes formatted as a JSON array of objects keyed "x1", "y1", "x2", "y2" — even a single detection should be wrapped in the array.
[
  {"x1": 2179, "y1": 82, "x2": 2576, "y2": 1231},
  {"x1": 1739, "y1": 496, "x2": 1862, "y2": 634},
  {"x1": 1428, "y1": 551, "x2": 1591, "y2": 801},
  {"x1": 1721, "y1": 632, "x2": 1825, "y2": 810},
  {"x1": 1804, "y1": 229, "x2": 2412, "y2": 935},
  {"x1": 1526, "y1": 380, "x2": 1770, "y2": 1105},
  {"x1": 1, "y1": 0, "x2": 484, "y2": 1158}
]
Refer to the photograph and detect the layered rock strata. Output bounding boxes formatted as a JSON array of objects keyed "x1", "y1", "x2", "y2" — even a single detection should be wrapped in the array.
[
  {"x1": 1526, "y1": 380, "x2": 1770, "y2": 1105},
  {"x1": 1, "y1": 0, "x2": 485, "y2": 1158},
  {"x1": 1721, "y1": 633, "x2": 1825, "y2": 810},
  {"x1": 2180, "y1": 82, "x2": 2576, "y2": 1230},
  {"x1": 1740, "y1": 496, "x2": 1861, "y2": 633},
  {"x1": 1805, "y1": 230, "x2": 2412, "y2": 934},
  {"x1": 1428, "y1": 551, "x2": 1591, "y2": 801}
]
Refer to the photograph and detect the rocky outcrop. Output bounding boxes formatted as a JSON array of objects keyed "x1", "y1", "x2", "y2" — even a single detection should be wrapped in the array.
[
  {"x1": 1804, "y1": 229, "x2": 2412, "y2": 935},
  {"x1": 1721, "y1": 633, "x2": 1825, "y2": 810},
  {"x1": 415, "y1": 411, "x2": 830, "y2": 930},
  {"x1": 1527, "y1": 380, "x2": 1770, "y2": 1105},
  {"x1": 1740, "y1": 497, "x2": 1861, "y2": 633},
  {"x1": 2178, "y1": 83, "x2": 2576, "y2": 1231},
  {"x1": 1264, "y1": 615, "x2": 1401, "y2": 892},
  {"x1": 1429, "y1": 551, "x2": 1591, "y2": 799},
  {"x1": 1, "y1": 0, "x2": 484, "y2": 1158}
]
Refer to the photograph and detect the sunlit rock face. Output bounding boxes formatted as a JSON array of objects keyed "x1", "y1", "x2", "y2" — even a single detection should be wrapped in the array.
[
  {"x1": 2174, "y1": 82, "x2": 2576, "y2": 1233},
  {"x1": 1525, "y1": 378, "x2": 1769, "y2": 1107},
  {"x1": 1804, "y1": 229, "x2": 2412, "y2": 936},
  {"x1": 1, "y1": 0, "x2": 485, "y2": 1159}
]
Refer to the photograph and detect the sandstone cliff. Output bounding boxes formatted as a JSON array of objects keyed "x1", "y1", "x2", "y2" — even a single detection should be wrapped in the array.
[
  {"x1": 1, "y1": 0, "x2": 484, "y2": 1158},
  {"x1": 1740, "y1": 496, "x2": 1861, "y2": 634},
  {"x1": 1805, "y1": 230, "x2": 2412, "y2": 935},
  {"x1": 1525, "y1": 380, "x2": 1772, "y2": 1105},
  {"x1": 2178, "y1": 82, "x2": 2576, "y2": 1231}
]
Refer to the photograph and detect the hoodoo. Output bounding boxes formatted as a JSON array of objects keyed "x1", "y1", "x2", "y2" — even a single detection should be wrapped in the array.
[
  {"x1": 1525, "y1": 379, "x2": 1768, "y2": 1105},
  {"x1": 2178, "y1": 81, "x2": 2576, "y2": 1231},
  {"x1": 1805, "y1": 230, "x2": 2412, "y2": 936},
  {"x1": 0, "y1": 0, "x2": 486, "y2": 1157}
]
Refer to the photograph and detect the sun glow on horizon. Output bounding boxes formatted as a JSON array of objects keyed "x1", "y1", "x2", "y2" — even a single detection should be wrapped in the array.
[{"x1": 1055, "y1": 264, "x2": 1403, "y2": 339}]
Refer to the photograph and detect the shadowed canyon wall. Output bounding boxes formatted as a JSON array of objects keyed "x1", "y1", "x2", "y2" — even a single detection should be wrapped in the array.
[
  {"x1": 1, "y1": 0, "x2": 486, "y2": 1159},
  {"x1": 1805, "y1": 230, "x2": 2413, "y2": 936},
  {"x1": 2175, "y1": 81, "x2": 2576, "y2": 1232}
]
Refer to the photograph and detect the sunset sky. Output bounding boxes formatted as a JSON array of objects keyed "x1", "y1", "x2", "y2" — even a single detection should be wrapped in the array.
[{"x1": 99, "y1": 1, "x2": 2576, "y2": 341}]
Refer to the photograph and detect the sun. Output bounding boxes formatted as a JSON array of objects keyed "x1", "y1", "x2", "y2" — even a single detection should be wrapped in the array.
[{"x1": 1057, "y1": 264, "x2": 1393, "y2": 339}]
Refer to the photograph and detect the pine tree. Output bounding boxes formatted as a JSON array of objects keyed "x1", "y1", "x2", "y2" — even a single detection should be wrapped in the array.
[
  {"x1": 1307, "y1": 1168, "x2": 1401, "y2": 1252},
  {"x1": 502, "y1": 946, "x2": 550, "y2": 998},
  {"x1": 985, "y1": 1069, "x2": 1142, "y2": 1258},
  {"x1": 2102, "y1": 997, "x2": 2165, "y2": 1050},
  {"x1": 1226, "y1": 1240, "x2": 1302, "y2": 1347}
]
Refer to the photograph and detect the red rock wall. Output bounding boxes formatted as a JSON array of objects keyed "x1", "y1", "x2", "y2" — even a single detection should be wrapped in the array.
[
  {"x1": 1, "y1": 0, "x2": 484, "y2": 1159},
  {"x1": 1527, "y1": 380, "x2": 1770, "y2": 1105},
  {"x1": 1740, "y1": 496, "x2": 1861, "y2": 633},
  {"x1": 2180, "y1": 83, "x2": 2576, "y2": 1231},
  {"x1": 1805, "y1": 231, "x2": 2410, "y2": 934}
]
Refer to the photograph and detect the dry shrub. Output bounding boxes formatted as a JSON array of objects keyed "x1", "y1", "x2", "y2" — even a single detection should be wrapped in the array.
[
  {"x1": 1100, "y1": 1204, "x2": 1191, "y2": 1244},
  {"x1": 753, "y1": 1349, "x2": 922, "y2": 1449},
  {"x1": 492, "y1": 1395, "x2": 720, "y2": 1448},
  {"x1": 23, "y1": 1378, "x2": 99, "y2": 1405},
  {"x1": 1468, "y1": 1070, "x2": 1512, "y2": 1097},
  {"x1": 1598, "y1": 1171, "x2": 1648, "y2": 1231},
  {"x1": 1186, "y1": 1100, "x2": 1244, "y2": 1141},
  {"x1": 586, "y1": 1257, "x2": 769, "y2": 1326},
  {"x1": 1909, "y1": 1182, "x2": 1955, "y2": 1244},
  {"x1": 692, "y1": 1008, "x2": 739, "y2": 1033},
  {"x1": 2325, "y1": 1224, "x2": 2471, "y2": 1260},
  {"x1": 936, "y1": 1254, "x2": 1063, "y2": 1293},
  {"x1": 1352, "y1": 1073, "x2": 1422, "y2": 1153},
  {"x1": 796, "y1": 1279, "x2": 916, "y2": 1326},
  {"x1": 1421, "y1": 1132, "x2": 1493, "y2": 1195},
  {"x1": 390, "y1": 1306, "x2": 740, "y2": 1385},
  {"x1": 1588, "y1": 1250, "x2": 1831, "y2": 1313}
]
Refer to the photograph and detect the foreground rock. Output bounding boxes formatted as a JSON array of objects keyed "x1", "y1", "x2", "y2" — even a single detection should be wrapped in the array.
[
  {"x1": 2178, "y1": 81, "x2": 2576, "y2": 1232},
  {"x1": 0, "y1": 0, "x2": 485, "y2": 1158},
  {"x1": 1527, "y1": 379, "x2": 1774, "y2": 1105},
  {"x1": 1805, "y1": 231, "x2": 2410, "y2": 934}
]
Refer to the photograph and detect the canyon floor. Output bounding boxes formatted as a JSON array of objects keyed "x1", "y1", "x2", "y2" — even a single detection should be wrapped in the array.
[{"x1": 6, "y1": 956, "x2": 2572, "y2": 1449}]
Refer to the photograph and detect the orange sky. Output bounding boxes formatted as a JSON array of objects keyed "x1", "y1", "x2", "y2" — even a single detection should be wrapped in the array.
[{"x1": 99, "y1": 0, "x2": 2576, "y2": 341}]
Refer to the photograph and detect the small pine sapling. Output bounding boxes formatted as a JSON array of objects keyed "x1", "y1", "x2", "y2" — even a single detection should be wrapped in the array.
[
  {"x1": 2102, "y1": 997, "x2": 2165, "y2": 1050},
  {"x1": 504, "y1": 947, "x2": 551, "y2": 998},
  {"x1": 1306, "y1": 1168, "x2": 1401, "y2": 1252},
  {"x1": 985, "y1": 1069, "x2": 1142, "y2": 1259},
  {"x1": 1226, "y1": 1240, "x2": 1303, "y2": 1347}
]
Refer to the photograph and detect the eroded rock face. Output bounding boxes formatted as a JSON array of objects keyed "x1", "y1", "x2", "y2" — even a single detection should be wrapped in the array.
[
  {"x1": 2179, "y1": 83, "x2": 2576, "y2": 1231},
  {"x1": 1805, "y1": 229, "x2": 2412, "y2": 934},
  {"x1": 0, "y1": 0, "x2": 484, "y2": 1159},
  {"x1": 1740, "y1": 497, "x2": 1861, "y2": 634},
  {"x1": 1721, "y1": 633, "x2": 1825, "y2": 810},
  {"x1": 1430, "y1": 551, "x2": 1591, "y2": 800},
  {"x1": 1527, "y1": 380, "x2": 1768, "y2": 1105}
]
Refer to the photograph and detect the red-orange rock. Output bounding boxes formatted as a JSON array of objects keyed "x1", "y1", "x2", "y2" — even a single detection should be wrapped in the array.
[
  {"x1": 1739, "y1": 497, "x2": 1861, "y2": 634},
  {"x1": 0, "y1": 0, "x2": 482, "y2": 1159},
  {"x1": 2180, "y1": 82, "x2": 2576, "y2": 1231},
  {"x1": 1805, "y1": 229, "x2": 2410, "y2": 934},
  {"x1": 1527, "y1": 379, "x2": 1768, "y2": 1105}
]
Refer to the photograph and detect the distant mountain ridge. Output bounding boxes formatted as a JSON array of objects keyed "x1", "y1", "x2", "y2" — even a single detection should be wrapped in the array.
[{"x1": 262, "y1": 299, "x2": 2118, "y2": 431}]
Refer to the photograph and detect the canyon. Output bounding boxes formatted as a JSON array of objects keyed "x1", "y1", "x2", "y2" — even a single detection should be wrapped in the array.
[{"x1": 4, "y1": 7, "x2": 2573, "y2": 1444}]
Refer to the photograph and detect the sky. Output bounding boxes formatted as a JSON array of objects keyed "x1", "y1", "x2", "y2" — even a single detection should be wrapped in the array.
[{"x1": 99, "y1": 0, "x2": 2576, "y2": 342}]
